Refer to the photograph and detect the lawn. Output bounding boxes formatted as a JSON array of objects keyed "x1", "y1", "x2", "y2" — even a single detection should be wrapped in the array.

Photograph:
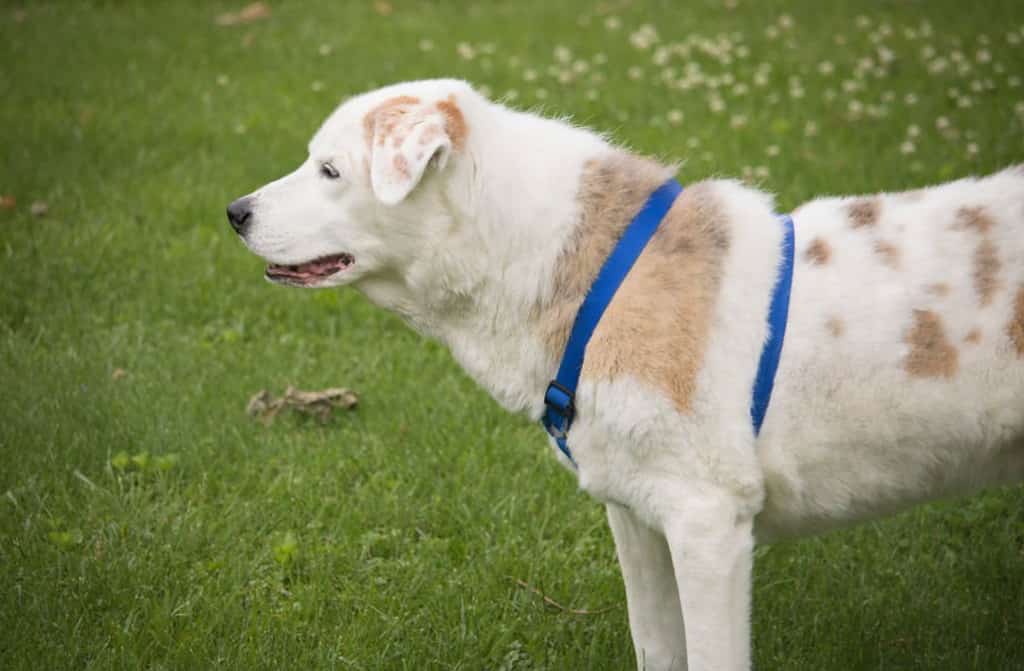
[{"x1": 2, "y1": 1, "x2": 1023, "y2": 669}]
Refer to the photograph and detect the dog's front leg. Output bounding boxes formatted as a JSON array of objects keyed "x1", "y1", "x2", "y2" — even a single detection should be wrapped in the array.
[
  {"x1": 606, "y1": 502, "x2": 688, "y2": 671},
  {"x1": 663, "y1": 489, "x2": 755, "y2": 671}
]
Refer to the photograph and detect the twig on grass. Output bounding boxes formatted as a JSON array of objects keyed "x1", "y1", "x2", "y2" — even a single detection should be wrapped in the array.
[{"x1": 511, "y1": 577, "x2": 619, "y2": 615}]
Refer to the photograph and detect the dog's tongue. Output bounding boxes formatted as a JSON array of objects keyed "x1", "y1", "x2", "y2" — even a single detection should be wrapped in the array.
[{"x1": 268, "y1": 253, "x2": 353, "y2": 280}]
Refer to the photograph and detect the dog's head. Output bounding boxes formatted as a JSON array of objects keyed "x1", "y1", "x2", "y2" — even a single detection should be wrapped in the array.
[{"x1": 227, "y1": 79, "x2": 476, "y2": 290}]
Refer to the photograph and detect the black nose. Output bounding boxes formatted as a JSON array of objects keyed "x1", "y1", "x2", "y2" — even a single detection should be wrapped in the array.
[{"x1": 227, "y1": 196, "x2": 254, "y2": 235}]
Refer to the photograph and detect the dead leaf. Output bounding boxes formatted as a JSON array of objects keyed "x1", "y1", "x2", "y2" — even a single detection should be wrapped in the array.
[
  {"x1": 373, "y1": 1, "x2": 394, "y2": 16},
  {"x1": 112, "y1": 368, "x2": 127, "y2": 381},
  {"x1": 0, "y1": 195, "x2": 15, "y2": 211},
  {"x1": 247, "y1": 386, "x2": 358, "y2": 424},
  {"x1": 215, "y1": 2, "x2": 271, "y2": 27},
  {"x1": 241, "y1": 32, "x2": 256, "y2": 48},
  {"x1": 30, "y1": 201, "x2": 48, "y2": 217},
  {"x1": 14, "y1": 9, "x2": 27, "y2": 23}
]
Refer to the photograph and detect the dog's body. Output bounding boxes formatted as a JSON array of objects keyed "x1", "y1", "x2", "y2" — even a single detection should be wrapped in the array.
[{"x1": 229, "y1": 79, "x2": 1024, "y2": 670}]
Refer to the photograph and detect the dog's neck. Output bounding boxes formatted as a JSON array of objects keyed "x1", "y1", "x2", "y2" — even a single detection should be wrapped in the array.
[{"x1": 361, "y1": 104, "x2": 673, "y2": 418}]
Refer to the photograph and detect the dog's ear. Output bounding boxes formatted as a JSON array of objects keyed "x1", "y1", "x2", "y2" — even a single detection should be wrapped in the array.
[{"x1": 367, "y1": 97, "x2": 457, "y2": 206}]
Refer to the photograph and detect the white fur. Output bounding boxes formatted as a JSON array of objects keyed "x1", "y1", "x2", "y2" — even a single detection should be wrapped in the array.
[{"x1": 232, "y1": 79, "x2": 1024, "y2": 671}]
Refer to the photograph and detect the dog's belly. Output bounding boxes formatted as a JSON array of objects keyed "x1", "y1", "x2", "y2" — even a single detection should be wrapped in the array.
[{"x1": 750, "y1": 167, "x2": 1024, "y2": 542}]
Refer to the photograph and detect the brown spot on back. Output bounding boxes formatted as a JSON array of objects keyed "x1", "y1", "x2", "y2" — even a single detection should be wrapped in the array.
[
  {"x1": 1009, "y1": 286, "x2": 1024, "y2": 357},
  {"x1": 847, "y1": 198, "x2": 881, "y2": 228},
  {"x1": 362, "y1": 95, "x2": 421, "y2": 148},
  {"x1": 953, "y1": 206, "x2": 996, "y2": 235},
  {"x1": 825, "y1": 317, "x2": 844, "y2": 338},
  {"x1": 904, "y1": 309, "x2": 958, "y2": 378},
  {"x1": 436, "y1": 94, "x2": 467, "y2": 150},
  {"x1": 804, "y1": 238, "x2": 831, "y2": 265},
  {"x1": 534, "y1": 152, "x2": 728, "y2": 413},
  {"x1": 926, "y1": 282, "x2": 950, "y2": 297},
  {"x1": 964, "y1": 328, "x2": 982, "y2": 344},
  {"x1": 874, "y1": 240, "x2": 901, "y2": 269},
  {"x1": 972, "y1": 239, "x2": 1001, "y2": 307}
]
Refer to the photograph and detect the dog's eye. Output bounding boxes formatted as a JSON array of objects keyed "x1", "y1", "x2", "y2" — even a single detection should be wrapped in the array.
[{"x1": 320, "y1": 162, "x2": 340, "y2": 179}]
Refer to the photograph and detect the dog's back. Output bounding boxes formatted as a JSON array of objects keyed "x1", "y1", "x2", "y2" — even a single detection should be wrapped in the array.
[{"x1": 755, "y1": 166, "x2": 1024, "y2": 539}]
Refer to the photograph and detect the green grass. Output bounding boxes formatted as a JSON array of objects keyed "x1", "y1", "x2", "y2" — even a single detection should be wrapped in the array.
[{"x1": 2, "y1": 1, "x2": 1023, "y2": 669}]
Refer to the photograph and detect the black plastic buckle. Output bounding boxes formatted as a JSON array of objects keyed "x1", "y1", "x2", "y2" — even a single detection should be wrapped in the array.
[{"x1": 543, "y1": 380, "x2": 576, "y2": 439}]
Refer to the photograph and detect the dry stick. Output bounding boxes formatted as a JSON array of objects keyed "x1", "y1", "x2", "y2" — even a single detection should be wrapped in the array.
[{"x1": 512, "y1": 578, "x2": 619, "y2": 615}]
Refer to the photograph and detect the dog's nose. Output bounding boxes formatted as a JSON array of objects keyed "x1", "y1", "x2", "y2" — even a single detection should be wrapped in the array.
[{"x1": 226, "y1": 196, "x2": 254, "y2": 236}]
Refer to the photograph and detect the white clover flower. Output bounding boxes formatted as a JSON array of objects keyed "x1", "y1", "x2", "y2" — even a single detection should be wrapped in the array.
[
  {"x1": 976, "y1": 49, "x2": 992, "y2": 63},
  {"x1": 233, "y1": 122, "x2": 247, "y2": 135},
  {"x1": 907, "y1": 124, "x2": 920, "y2": 138},
  {"x1": 904, "y1": 92, "x2": 918, "y2": 105},
  {"x1": 755, "y1": 165, "x2": 770, "y2": 179},
  {"x1": 554, "y1": 45, "x2": 572, "y2": 64},
  {"x1": 523, "y1": 68, "x2": 538, "y2": 82},
  {"x1": 920, "y1": 45, "x2": 936, "y2": 59},
  {"x1": 804, "y1": 120, "x2": 819, "y2": 136},
  {"x1": 790, "y1": 87, "x2": 805, "y2": 99},
  {"x1": 573, "y1": 60, "x2": 589, "y2": 74},
  {"x1": 310, "y1": 80, "x2": 324, "y2": 92},
  {"x1": 628, "y1": 66, "x2": 644, "y2": 80},
  {"x1": 629, "y1": 24, "x2": 659, "y2": 50},
  {"x1": 958, "y1": 96, "x2": 973, "y2": 108},
  {"x1": 764, "y1": 26, "x2": 780, "y2": 40},
  {"x1": 900, "y1": 140, "x2": 915, "y2": 154},
  {"x1": 818, "y1": 61, "x2": 835, "y2": 75},
  {"x1": 653, "y1": 47, "x2": 671, "y2": 66},
  {"x1": 882, "y1": 91, "x2": 895, "y2": 102},
  {"x1": 216, "y1": 74, "x2": 230, "y2": 86},
  {"x1": 480, "y1": 43, "x2": 496, "y2": 55},
  {"x1": 534, "y1": 88, "x2": 548, "y2": 100},
  {"x1": 766, "y1": 144, "x2": 780, "y2": 156},
  {"x1": 970, "y1": 79, "x2": 984, "y2": 92},
  {"x1": 935, "y1": 116, "x2": 951, "y2": 129},
  {"x1": 667, "y1": 109, "x2": 684, "y2": 125},
  {"x1": 507, "y1": 56, "x2": 521, "y2": 68},
  {"x1": 730, "y1": 114, "x2": 747, "y2": 128},
  {"x1": 477, "y1": 84, "x2": 492, "y2": 98},
  {"x1": 604, "y1": 16, "x2": 621, "y2": 30},
  {"x1": 318, "y1": 44, "x2": 333, "y2": 56},
  {"x1": 1009, "y1": 75, "x2": 1022, "y2": 88},
  {"x1": 557, "y1": 70, "x2": 573, "y2": 85},
  {"x1": 1014, "y1": 101, "x2": 1024, "y2": 116},
  {"x1": 732, "y1": 82, "x2": 749, "y2": 96},
  {"x1": 687, "y1": 136, "x2": 701, "y2": 148},
  {"x1": 593, "y1": 52, "x2": 608, "y2": 65},
  {"x1": 1008, "y1": 32, "x2": 1021, "y2": 46},
  {"x1": 456, "y1": 42, "x2": 476, "y2": 60},
  {"x1": 736, "y1": 45, "x2": 750, "y2": 58},
  {"x1": 778, "y1": 14, "x2": 794, "y2": 29},
  {"x1": 847, "y1": 99, "x2": 864, "y2": 115},
  {"x1": 503, "y1": 89, "x2": 519, "y2": 101},
  {"x1": 708, "y1": 95, "x2": 726, "y2": 113},
  {"x1": 585, "y1": 89, "x2": 599, "y2": 101}
]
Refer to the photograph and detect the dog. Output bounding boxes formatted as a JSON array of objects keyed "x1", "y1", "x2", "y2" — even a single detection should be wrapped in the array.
[{"x1": 228, "y1": 79, "x2": 1024, "y2": 671}]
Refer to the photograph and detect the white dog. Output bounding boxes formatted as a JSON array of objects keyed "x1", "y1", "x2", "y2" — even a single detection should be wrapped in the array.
[{"x1": 228, "y1": 79, "x2": 1024, "y2": 671}]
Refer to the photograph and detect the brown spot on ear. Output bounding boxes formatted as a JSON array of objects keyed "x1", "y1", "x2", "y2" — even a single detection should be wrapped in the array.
[
  {"x1": 964, "y1": 328, "x2": 982, "y2": 344},
  {"x1": 926, "y1": 282, "x2": 950, "y2": 297},
  {"x1": 847, "y1": 198, "x2": 881, "y2": 228},
  {"x1": 874, "y1": 240, "x2": 901, "y2": 269},
  {"x1": 972, "y1": 239, "x2": 1001, "y2": 307},
  {"x1": 904, "y1": 309, "x2": 958, "y2": 378},
  {"x1": 825, "y1": 317, "x2": 844, "y2": 338},
  {"x1": 535, "y1": 152, "x2": 727, "y2": 413},
  {"x1": 392, "y1": 154, "x2": 410, "y2": 179},
  {"x1": 436, "y1": 94, "x2": 467, "y2": 150},
  {"x1": 1009, "y1": 286, "x2": 1024, "y2": 356},
  {"x1": 953, "y1": 206, "x2": 996, "y2": 235},
  {"x1": 362, "y1": 95, "x2": 421, "y2": 148},
  {"x1": 804, "y1": 238, "x2": 831, "y2": 265}
]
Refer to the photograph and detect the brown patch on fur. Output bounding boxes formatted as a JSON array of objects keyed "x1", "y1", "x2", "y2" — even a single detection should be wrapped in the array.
[
  {"x1": 847, "y1": 198, "x2": 881, "y2": 228},
  {"x1": 362, "y1": 95, "x2": 421, "y2": 148},
  {"x1": 904, "y1": 309, "x2": 958, "y2": 378},
  {"x1": 964, "y1": 328, "x2": 982, "y2": 345},
  {"x1": 972, "y1": 239, "x2": 1001, "y2": 307},
  {"x1": 1009, "y1": 286, "x2": 1024, "y2": 356},
  {"x1": 436, "y1": 95, "x2": 467, "y2": 150},
  {"x1": 825, "y1": 317, "x2": 844, "y2": 338},
  {"x1": 926, "y1": 282, "x2": 950, "y2": 297},
  {"x1": 874, "y1": 240, "x2": 901, "y2": 269},
  {"x1": 534, "y1": 152, "x2": 728, "y2": 413},
  {"x1": 804, "y1": 238, "x2": 831, "y2": 265},
  {"x1": 953, "y1": 206, "x2": 996, "y2": 235},
  {"x1": 392, "y1": 154, "x2": 410, "y2": 179}
]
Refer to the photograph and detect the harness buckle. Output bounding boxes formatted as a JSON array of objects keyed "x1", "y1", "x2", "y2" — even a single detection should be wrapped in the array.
[{"x1": 543, "y1": 380, "x2": 576, "y2": 440}]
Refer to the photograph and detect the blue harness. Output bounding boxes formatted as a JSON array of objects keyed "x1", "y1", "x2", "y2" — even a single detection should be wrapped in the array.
[{"x1": 541, "y1": 178, "x2": 795, "y2": 466}]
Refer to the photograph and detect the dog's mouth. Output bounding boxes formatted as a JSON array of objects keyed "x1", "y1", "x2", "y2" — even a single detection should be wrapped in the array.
[{"x1": 265, "y1": 253, "x2": 355, "y2": 286}]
